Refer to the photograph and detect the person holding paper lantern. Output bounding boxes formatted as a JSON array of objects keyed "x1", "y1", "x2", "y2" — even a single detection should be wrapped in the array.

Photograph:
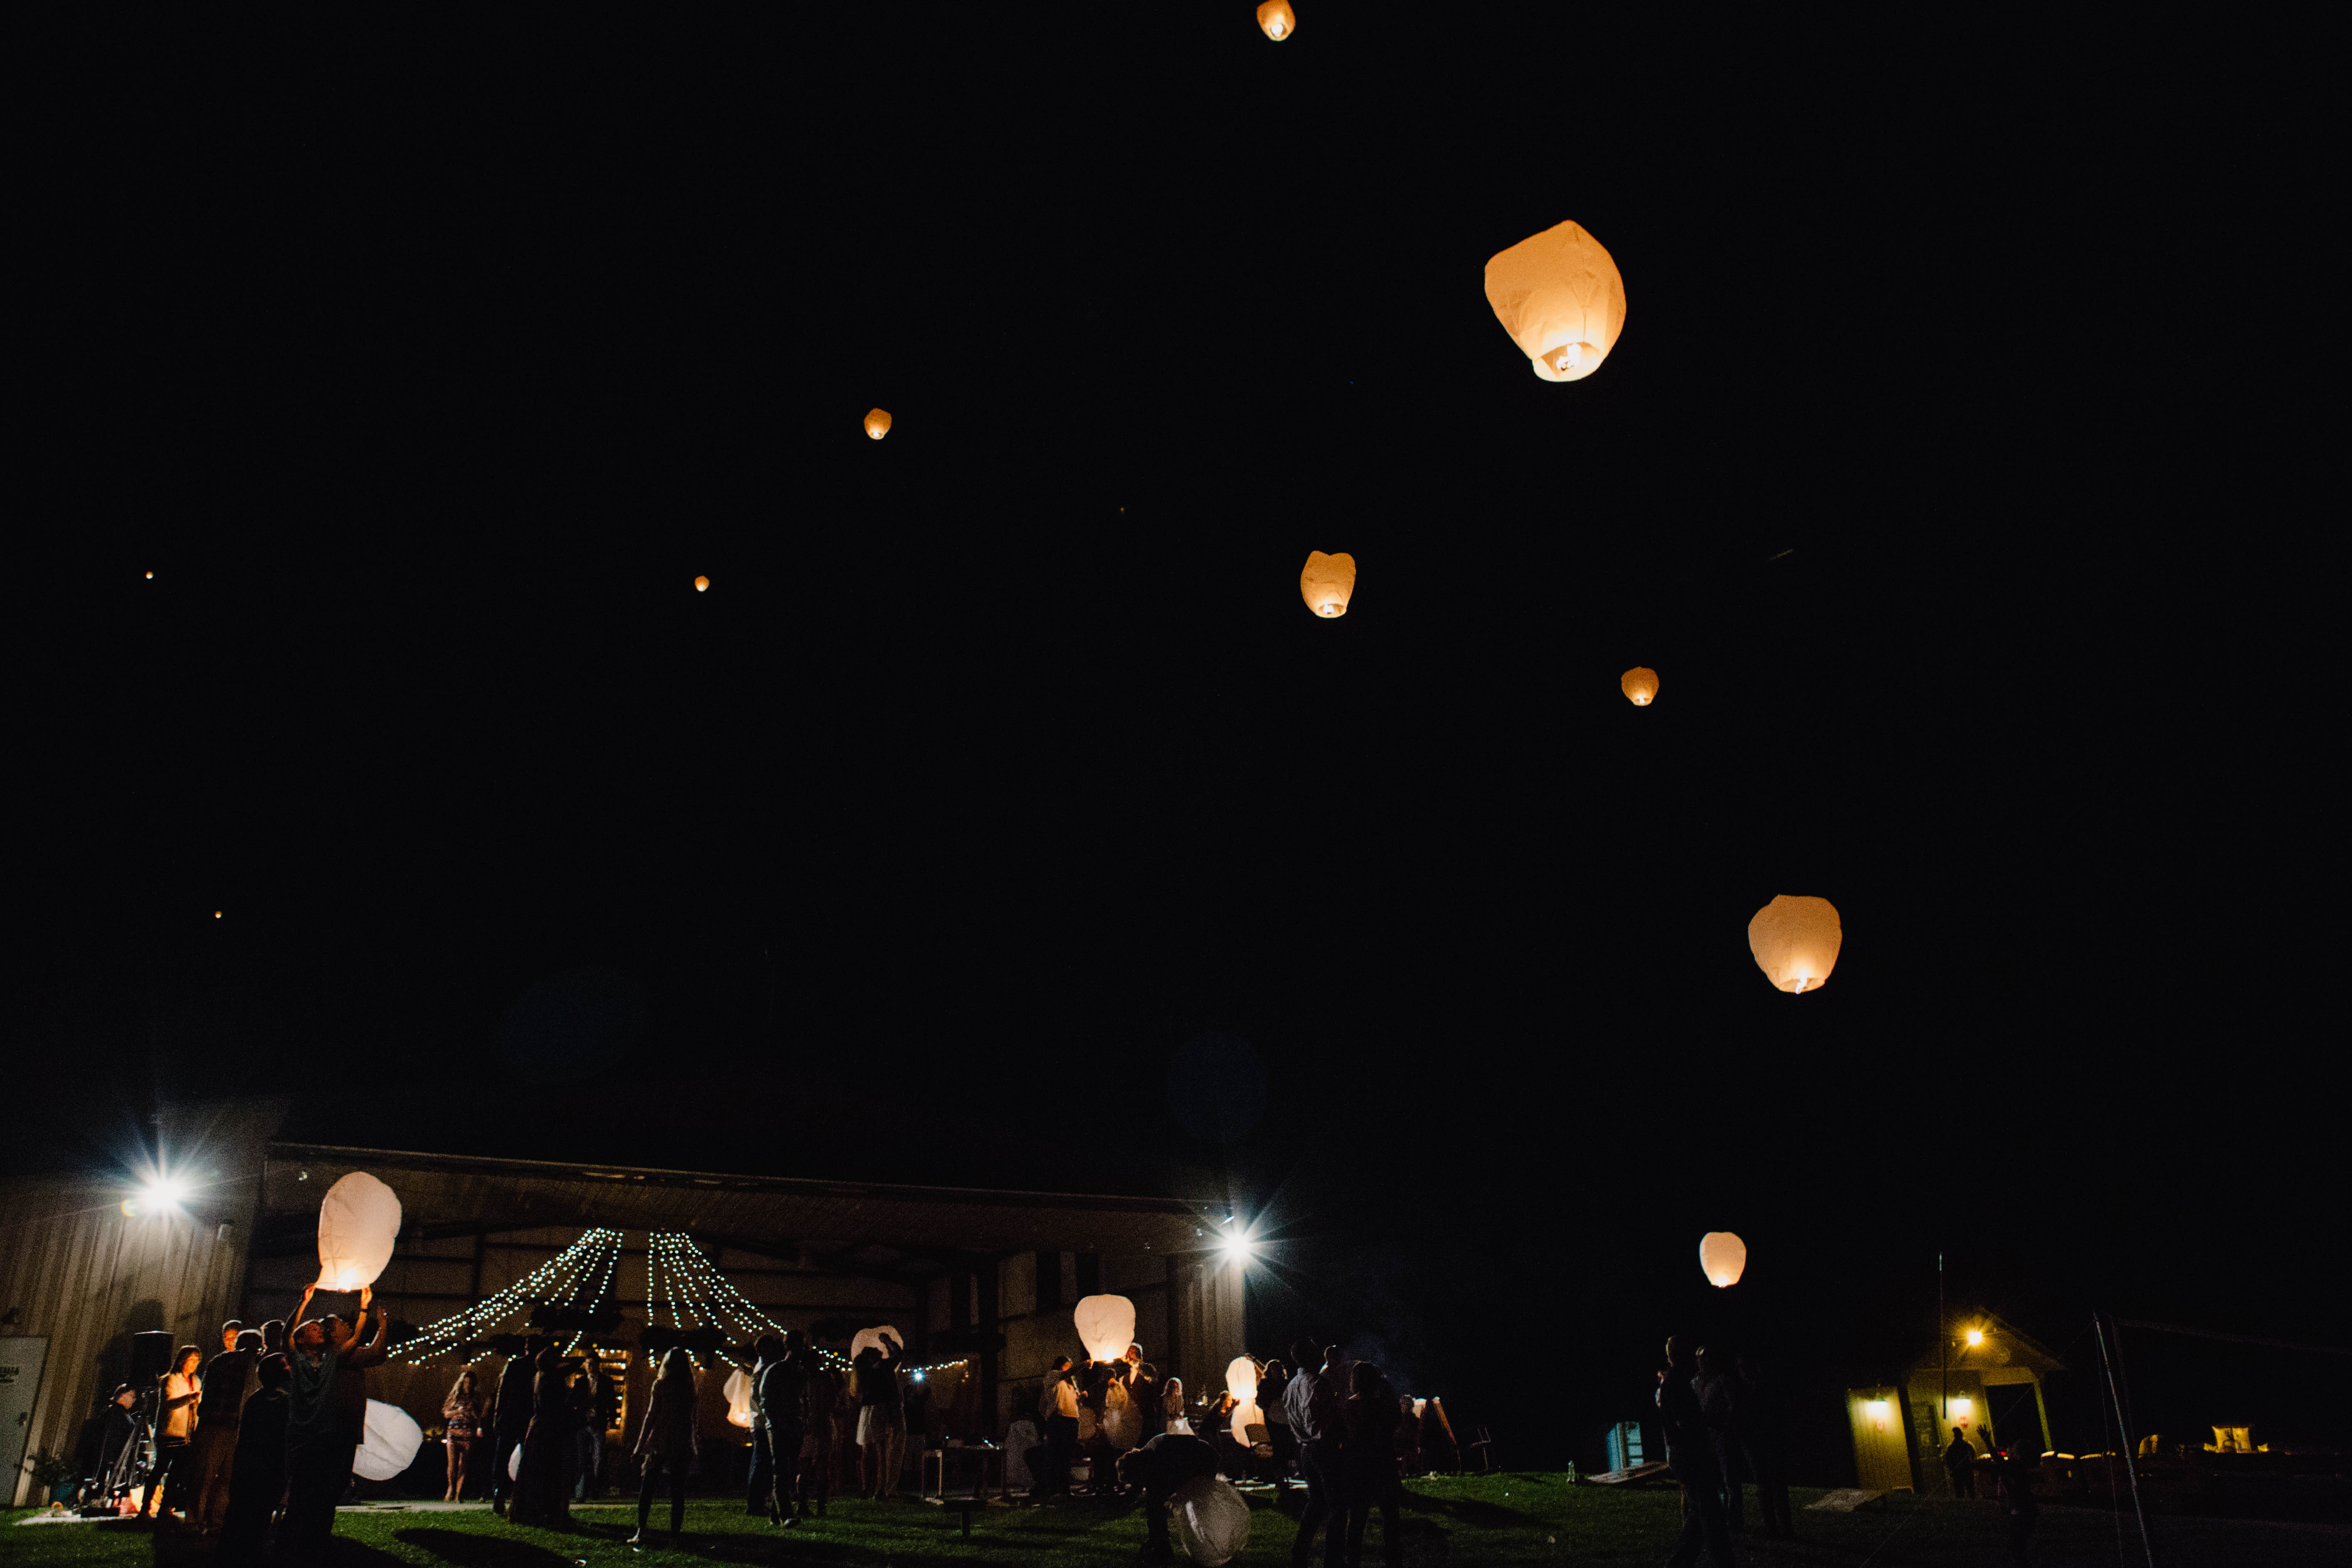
[
  {"x1": 852, "y1": 1329, "x2": 907, "y2": 1500},
  {"x1": 279, "y1": 1283, "x2": 385, "y2": 1551}
]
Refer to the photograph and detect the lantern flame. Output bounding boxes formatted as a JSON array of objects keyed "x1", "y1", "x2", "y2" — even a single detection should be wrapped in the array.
[{"x1": 1698, "y1": 1231, "x2": 1747, "y2": 1289}]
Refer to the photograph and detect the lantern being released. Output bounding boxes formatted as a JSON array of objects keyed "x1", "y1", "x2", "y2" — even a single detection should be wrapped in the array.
[
  {"x1": 1074, "y1": 1294, "x2": 1137, "y2": 1365},
  {"x1": 723, "y1": 1368, "x2": 755, "y2": 1429},
  {"x1": 863, "y1": 408, "x2": 892, "y2": 440},
  {"x1": 1484, "y1": 220, "x2": 1627, "y2": 381},
  {"x1": 1256, "y1": 1, "x2": 1296, "y2": 40},
  {"x1": 1171, "y1": 1473, "x2": 1253, "y2": 1565},
  {"x1": 315, "y1": 1172, "x2": 402, "y2": 1291},
  {"x1": 1699, "y1": 1231, "x2": 1747, "y2": 1288},
  {"x1": 354, "y1": 1399, "x2": 424, "y2": 1480},
  {"x1": 1225, "y1": 1355, "x2": 1264, "y2": 1445},
  {"x1": 1747, "y1": 894, "x2": 1843, "y2": 994},
  {"x1": 1300, "y1": 551, "x2": 1355, "y2": 618},
  {"x1": 850, "y1": 1325, "x2": 904, "y2": 1363},
  {"x1": 1621, "y1": 667, "x2": 1659, "y2": 706}
]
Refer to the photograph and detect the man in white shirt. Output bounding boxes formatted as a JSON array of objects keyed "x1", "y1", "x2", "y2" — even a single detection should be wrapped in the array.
[
  {"x1": 1282, "y1": 1338, "x2": 1346, "y2": 1568},
  {"x1": 1032, "y1": 1356, "x2": 1081, "y2": 1496}
]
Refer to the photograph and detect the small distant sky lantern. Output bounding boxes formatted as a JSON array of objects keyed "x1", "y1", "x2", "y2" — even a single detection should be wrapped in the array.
[
  {"x1": 1226, "y1": 1355, "x2": 1264, "y2": 1445},
  {"x1": 694, "y1": 575, "x2": 710, "y2": 592},
  {"x1": 723, "y1": 1368, "x2": 754, "y2": 1428},
  {"x1": 1300, "y1": 551, "x2": 1355, "y2": 618},
  {"x1": 1256, "y1": 1, "x2": 1296, "y2": 40},
  {"x1": 1483, "y1": 220, "x2": 1627, "y2": 382},
  {"x1": 316, "y1": 1172, "x2": 402, "y2": 1292},
  {"x1": 1074, "y1": 1295, "x2": 1138, "y2": 1365},
  {"x1": 1621, "y1": 667, "x2": 1658, "y2": 706},
  {"x1": 864, "y1": 408, "x2": 892, "y2": 440},
  {"x1": 1747, "y1": 895, "x2": 1843, "y2": 995},
  {"x1": 1699, "y1": 1231, "x2": 1747, "y2": 1288}
]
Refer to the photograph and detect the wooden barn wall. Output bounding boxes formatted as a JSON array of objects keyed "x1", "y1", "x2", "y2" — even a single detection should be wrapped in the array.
[{"x1": 0, "y1": 1178, "x2": 254, "y2": 1506}]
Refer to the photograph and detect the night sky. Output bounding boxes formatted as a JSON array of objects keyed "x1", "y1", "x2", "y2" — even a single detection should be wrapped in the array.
[{"x1": 18, "y1": 12, "x2": 2333, "y2": 1472}]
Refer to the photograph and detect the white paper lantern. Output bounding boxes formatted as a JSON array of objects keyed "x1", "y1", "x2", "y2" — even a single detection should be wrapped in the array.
[
  {"x1": 1699, "y1": 1232, "x2": 1747, "y2": 1289},
  {"x1": 1484, "y1": 220, "x2": 1627, "y2": 382},
  {"x1": 508, "y1": 1443, "x2": 522, "y2": 1481},
  {"x1": 315, "y1": 1172, "x2": 402, "y2": 1291},
  {"x1": 1301, "y1": 551, "x2": 1355, "y2": 618},
  {"x1": 851, "y1": 1325, "x2": 903, "y2": 1363},
  {"x1": 1747, "y1": 894, "x2": 1843, "y2": 994},
  {"x1": 354, "y1": 1399, "x2": 423, "y2": 1481},
  {"x1": 1074, "y1": 1295, "x2": 1137, "y2": 1365},
  {"x1": 724, "y1": 1368, "x2": 755, "y2": 1428},
  {"x1": 1171, "y1": 1474, "x2": 1253, "y2": 1565},
  {"x1": 1224, "y1": 1356, "x2": 1263, "y2": 1446}
]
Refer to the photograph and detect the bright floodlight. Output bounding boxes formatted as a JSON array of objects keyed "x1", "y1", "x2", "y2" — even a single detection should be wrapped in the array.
[
  {"x1": 126, "y1": 1175, "x2": 190, "y2": 1217},
  {"x1": 1219, "y1": 1231, "x2": 1253, "y2": 1264},
  {"x1": 1965, "y1": 1328, "x2": 1984, "y2": 1346}
]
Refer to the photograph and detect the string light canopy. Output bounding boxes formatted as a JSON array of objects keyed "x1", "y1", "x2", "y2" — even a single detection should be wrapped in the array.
[
  {"x1": 1256, "y1": 1, "x2": 1296, "y2": 40},
  {"x1": 389, "y1": 1228, "x2": 624, "y2": 1363},
  {"x1": 647, "y1": 1232, "x2": 967, "y2": 1378},
  {"x1": 1621, "y1": 667, "x2": 1659, "y2": 706},
  {"x1": 1483, "y1": 220, "x2": 1627, "y2": 382},
  {"x1": 1301, "y1": 551, "x2": 1355, "y2": 618},
  {"x1": 1747, "y1": 895, "x2": 1843, "y2": 995},
  {"x1": 864, "y1": 408, "x2": 892, "y2": 440},
  {"x1": 1699, "y1": 1231, "x2": 1747, "y2": 1288}
]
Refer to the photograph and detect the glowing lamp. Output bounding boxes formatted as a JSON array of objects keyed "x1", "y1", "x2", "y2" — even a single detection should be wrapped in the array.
[
  {"x1": 315, "y1": 1171, "x2": 403, "y2": 1291},
  {"x1": 1698, "y1": 1231, "x2": 1747, "y2": 1288},
  {"x1": 1965, "y1": 1328, "x2": 1984, "y2": 1347},
  {"x1": 1483, "y1": 220, "x2": 1627, "y2": 382},
  {"x1": 1747, "y1": 895, "x2": 1842, "y2": 995},
  {"x1": 724, "y1": 1368, "x2": 754, "y2": 1429},
  {"x1": 1256, "y1": 1, "x2": 1296, "y2": 40},
  {"x1": 1218, "y1": 1230, "x2": 1253, "y2": 1265},
  {"x1": 864, "y1": 408, "x2": 892, "y2": 440},
  {"x1": 1621, "y1": 667, "x2": 1659, "y2": 706},
  {"x1": 354, "y1": 1400, "x2": 424, "y2": 1480},
  {"x1": 1171, "y1": 1473, "x2": 1253, "y2": 1566},
  {"x1": 1301, "y1": 551, "x2": 1355, "y2": 617},
  {"x1": 1866, "y1": 1399, "x2": 1889, "y2": 1431},
  {"x1": 1074, "y1": 1295, "x2": 1138, "y2": 1365},
  {"x1": 1950, "y1": 1397, "x2": 1973, "y2": 1417},
  {"x1": 694, "y1": 575, "x2": 710, "y2": 592}
]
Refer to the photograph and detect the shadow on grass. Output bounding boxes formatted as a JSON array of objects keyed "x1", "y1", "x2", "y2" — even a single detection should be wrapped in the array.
[{"x1": 392, "y1": 1527, "x2": 585, "y2": 1568}]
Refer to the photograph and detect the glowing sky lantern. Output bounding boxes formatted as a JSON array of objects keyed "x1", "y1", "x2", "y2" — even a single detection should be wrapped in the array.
[
  {"x1": 1300, "y1": 551, "x2": 1355, "y2": 618},
  {"x1": 1483, "y1": 220, "x2": 1627, "y2": 382},
  {"x1": 1075, "y1": 1295, "x2": 1137, "y2": 1364},
  {"x1": 1621, "y1": 667, "x2": 1659, "y2": 706},
  {"x1": 354, "y1": 1400, "x2": 424, "y2": 1479},
  {"x1": 1225, "y1": 1355, "x2": 1264, "y2": 1445},
  {"x1": 315, "y1": 1172, "x2": 402, "y2": 1291},
  {"x1": 1256, "y1": 1, "x2": 1296, "y2": 40},
  {"x1": 851, "y1": 1325, "x2": 903, "y2": 1363},
  {"x1": 1699, "y1": 1231, "x2": 1747, "y2": 1288},
  {"x1": 1747, "y1": 895, "x2": 1843, "y2": 995},
  {"x1": 694, "y1": 575, "x2": 710, "y2": 592},
  {"x1": 723, "y1": 1367, "x2": 755, "y2": 1428},
  {"x1": 864, "y1": 408, "x2": 892, "y2": 440}
]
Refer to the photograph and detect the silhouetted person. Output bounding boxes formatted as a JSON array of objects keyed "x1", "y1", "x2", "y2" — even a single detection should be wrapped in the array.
[
  {"x1": 1986, "y1": 1431, "x2": 2040, "y2": 1563},
  {"x1": 1345, "y1": 1362, "x2": 1404, "y2": 1568},
  {"x1": 1119, "y1": 1430, "x2": 1223, "y2": 1565},
  {"x1": 1034, "y1": 1354, "x2": 1079, "y2": 1497},
  {"x1": 92, "y1": 1385, "x2": 137, "y2": 1499},
  {"x1": 512, "y1": 1343, "x2": 575, "y2": 1526},
  {"x1": 1656, "y1": 1336, "x2": 1732, "y2": 1568},
  {"x1": 1944, "y1": 1425, "x2": 1978, "y2": 1498},
  {"x1": 1282, "y1": 1336, "x2": 1345, "y2": 1568},
  {"x1": 853, "y1": 1330, "x2": 906, "y2": 1499},
  {"x1": 216, "y1": 1354, "x2": 291, "y2": 1565},
  {"x1": 798, "y1": 1360, "x2": 842, "y2": 1517},
  {"x1": 1735, "y1": 1353, "x2": 1793, "y2": 1538},
  {"x1": 490, "y1": 1336, "x2": 543, "y2": 1516},
  {"x1": 1693, "y1": 1347, "x2": 1745, "y2": 1530},
  {"x1": 189, "y1": 1328, "x2": 264, "y2": 1532},
  {"x1": 630, "y1": 1348, "x2": 698, "y2": 1548},
  {"x1": 756, "y1": 1331, "x2": 811, "y2": 1524}
]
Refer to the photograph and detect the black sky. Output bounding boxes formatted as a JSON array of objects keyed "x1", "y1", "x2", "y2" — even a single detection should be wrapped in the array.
[{"x1": 17, "y1": 11, "x2": 2335, "y2": 1468}]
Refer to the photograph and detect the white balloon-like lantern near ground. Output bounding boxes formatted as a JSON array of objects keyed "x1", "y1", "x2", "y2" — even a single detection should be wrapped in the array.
[
  {"x1": 1484, "y1": 220, "x2": 1627, "y2": 382},
  {"x1": 1301, "y1": 551, "x2": 1355, "y2": 618},
  {"x1": 724, "y1": 1368, "x2": 755, "y2": 1428},
  {"x1": 1074, "y1": 1295, "x2": 1137, "y2": 1365},
  {"x1": 316, "y1": 1172, "x2": 402, "y2": 1291},
  {"x1": 1225, "y1": 1355, "x2": 1264, "y2": 1446},
  {"x1": 1172, "y1": 1473, "x2": 1253, "y2": 1565},
  {"x1": 355, "y1": 1399, "x2": 424, "y2": 1481},
  {"x1": 1699, "y1": 1232, "x2": 1747, "y2": 1289},
  {"x1": 1747, "y1": 895, "x2": 1843, "y2": 995}
]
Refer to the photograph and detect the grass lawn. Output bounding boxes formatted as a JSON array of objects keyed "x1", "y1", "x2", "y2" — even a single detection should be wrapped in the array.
[{"x1": 7, "y1": 1478, "x2": 2346, "y2": 1567}]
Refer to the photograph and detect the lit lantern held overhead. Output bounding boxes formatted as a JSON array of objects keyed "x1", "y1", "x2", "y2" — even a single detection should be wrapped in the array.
[
  {"x1": 1074, "y1": 1294, "x2": 1138, "y2": 1365},
  {"x1": 1747, "y1": 895, "x2": 1843, "y2": 995},
  {"x1": 315, "y1": 1171, "x2": 403, "y2": 1291},
  {"x1": 1699, "y1": 1231, "x2": 1747, "y2": 1288},
  {"x1": 1256, "y1": 1, "x2": 1296, "y2": 40},
  {"x1": 1483, "y1": 220, "x2": 1627, "y2": 381},
  {"x1": 694, "y1": 575, "x2": 710, "y2": 592},
  {"x1": 864, "y1": 408, "x2": 892, "y2": 440},
  {"x1": 1300, "y1": 551, "x2": 1355, "y2": 618},
  {"x1": 1621, "y1": 667, "x2": 1659, "y2": 706}
]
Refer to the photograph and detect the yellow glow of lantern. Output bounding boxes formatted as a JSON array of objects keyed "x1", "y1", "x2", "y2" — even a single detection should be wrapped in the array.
[
  {"x1": 1300, "y1": 551, "x2": 1355, "y2": 618},
  {"x1": 724, "y1": 1368, "x2": 754, "y2": 1428},
  {"x1": 1965, "y1": 1328, "x2": 1984, "y2": 1347},
  {"x1": 1256, "y1": 1, "x2": 1296, "y2": 40},
  {"x1": 1621, "y1": 667, "x2": 1658, "y2": 706},
  {"x1": 315, "y1": 1171, "x2": 403, "y2": 1291},
  {"x1": 864, "y1": 408, "x2": 892, "y2": 440},
  {"x1": 1225, "y1": 1356, "x2": 1263, "y2": 1447},
  {"x1": 1746, "y1": 895, "x2": 1842, "y2": 995},
  {"x1": 1483, "y1": 220, "x2": 1627, "y2": 382},
  {"x1": 694, "y1": 575, "x2": 710, "y2": 592},
  {"x1": 1698, "y1": 1231, "x2": 1746, "y2": 1288},
  {"x1": 1074, "y1": 1295, "x2": 1138, "y2": 1365}
]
